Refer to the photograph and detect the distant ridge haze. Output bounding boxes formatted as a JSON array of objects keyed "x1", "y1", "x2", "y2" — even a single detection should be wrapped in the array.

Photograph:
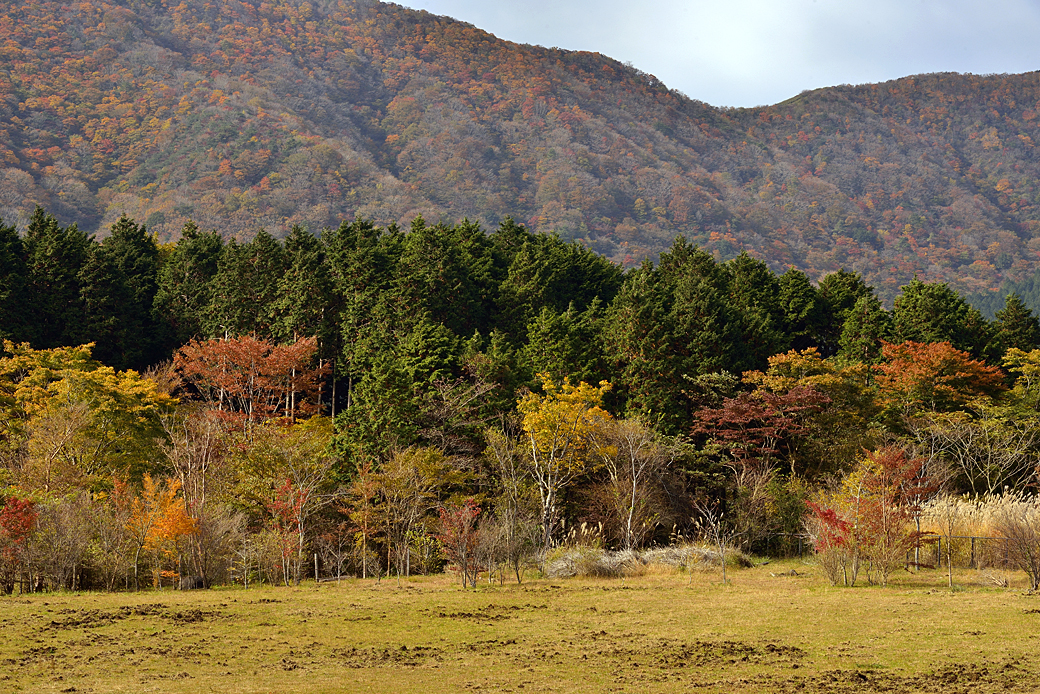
[
  {"x1": 2, "y1": 0, "x2": 1040, "y2": 301},
  {"x1": 398, "y1": 0, "x2": 1040, "y2": 108}
]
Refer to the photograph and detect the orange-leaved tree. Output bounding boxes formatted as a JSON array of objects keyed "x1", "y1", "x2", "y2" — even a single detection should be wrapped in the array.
[
  {"x1": 174, "y1": 335, "x2": 327, "y2": 433},
  {"x1": 875, "y1": 341, "x2": 1005, "y2": 417},
  {"x1": 124, "y1": 475, "x2": 197, "y2": 589}
]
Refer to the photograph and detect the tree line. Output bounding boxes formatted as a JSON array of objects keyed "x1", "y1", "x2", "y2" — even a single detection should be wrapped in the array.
[{"x1": 2, "y1": 207, "x2": 1040, "y2": 592}]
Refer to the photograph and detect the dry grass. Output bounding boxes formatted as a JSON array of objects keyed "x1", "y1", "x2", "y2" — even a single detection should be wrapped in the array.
[
  {"x1": 2, "y1": 560, "x2": 1040, "y2": 693},
  {"x1": 543, "y1": 543, "x2": 753, "y2": 578}
]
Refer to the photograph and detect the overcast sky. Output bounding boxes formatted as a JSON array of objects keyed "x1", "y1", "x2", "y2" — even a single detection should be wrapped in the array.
[{"x1": 397, "y1": 0, "x2": 1040, "y2": 107}]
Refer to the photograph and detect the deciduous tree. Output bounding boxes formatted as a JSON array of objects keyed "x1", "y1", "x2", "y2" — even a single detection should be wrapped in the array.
[
  {"x1": 875, "y1": 341, "x2": 1005, "y2": 418},
  {"x1": 518, "y1": 374, "x2": 612, "y2": 550},
  {"x1": 174, "y1": 335, "x2": 327, "y2": 431}
]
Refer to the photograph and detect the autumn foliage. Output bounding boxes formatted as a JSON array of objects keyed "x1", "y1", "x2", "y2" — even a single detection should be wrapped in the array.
[
  {"x1": 807, "y1": 447, "x2": 933, "y2": 586},
  {"x1": 875, "y1": 341, "x2": 1006, "y2": 415},
  {"x1": 0, "y1": 494, "x2": 37, "y2": 594},
  {"x1": 174, "y1": 335, "x2": 327, "y2": 428},
  {"x1": 435, "y1": 498, "x2": 481, "y2": 588},
  {"x1": 6, "y1": 0, "x2": 1040, "y2": 299}
]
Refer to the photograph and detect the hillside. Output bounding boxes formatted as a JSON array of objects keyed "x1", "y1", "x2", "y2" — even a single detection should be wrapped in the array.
[{"x1": 3, "y1": 0, "x2": 1040, "y2": 299}]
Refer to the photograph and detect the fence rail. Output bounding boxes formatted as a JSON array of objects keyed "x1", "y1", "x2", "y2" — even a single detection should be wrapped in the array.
[{"x1": 754, "y1": 533, "x2": 1016, "y2": 571}]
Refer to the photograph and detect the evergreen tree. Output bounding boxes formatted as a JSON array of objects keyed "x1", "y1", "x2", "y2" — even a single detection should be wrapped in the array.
[
  {"x1": 497, "y1": 233, "x2": 623, "y2": 342},
  {"x1": 892, "y1": 278, "x2": 996, "y2": 362},
  {"x1": 273, "y1": 226, "x2": 334, "y2": 342},
  {"x1": 79, "y1": 215, "x2": 162, "y2": 370},
  {"x1": 518, "y1": 301, "x2": 608, "y2": 386},
  {"x1": 605, "y1": 238, "x2": 741, "y2": 435},
  {"x1": 323, "y1": 218, "x2": 403, "y2": 408},
  {"x1": 778, "y1": 267, "x2": 826, "y2": 352},
  {"x1": 154, "y1": 221, "x2": 223, "y2": 346},
  {"x1": 205, "y1": 230, "x2": 287, "y2": 338},
  {"x1": 839, "y1": 295, "x2": 893, "y2": 363},
  {"x1": 395, "y1": 217, "x2": 494, "y2": 337},
  {"x1": 489, "y1": 217, "x2": 532, "y2": 270},
  {"x1": 994, "y1": 293, "x2": 1040, "y2": 353},
  {"x1": 724, "y1": 252, "x2": 786, "y2": 367},
  {"x1": 334, "y1": 314, "x2": 461, "y2": 463},
  {"x1": 0, "y1": 219, "x2": 27, "y2": 342},
  {"x1": 22, "y1": 207, "x2": 92, "y2": 348},
  {"x1": 817, "y1": 269, "x2": 875, "y2": 356}
]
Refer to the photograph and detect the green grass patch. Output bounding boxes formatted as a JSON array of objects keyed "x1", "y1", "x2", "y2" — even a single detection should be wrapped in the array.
[{"x1": 2, "y1": 561, "x2": 1038, "y2": 692}]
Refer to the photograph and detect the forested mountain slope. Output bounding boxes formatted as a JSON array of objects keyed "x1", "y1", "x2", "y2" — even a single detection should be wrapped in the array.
[{"x1": 3, "y1": 0, "x2": 1040, "y2": 300}]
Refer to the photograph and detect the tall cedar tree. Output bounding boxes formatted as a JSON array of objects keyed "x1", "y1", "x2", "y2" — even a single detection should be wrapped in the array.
[
  {"x1": 0, "y1": 220, "x2": 27, "y2": 342},
  {"x1": 22, "y1": 207, "x2": 91, "y2": 348},
  {"x1": 723, "y1": 252, "x2": 786, "y2": 365},
  {"x1": 79, "y1": 215, "x2": 163, "y2": 371},
  {"x1": 154, "y1": 221, "x2": 224, "y2": 346},
  {"x1": 777, "y1": 268, "x2": 827, "y2": 353},
  {"x1": 994, "y1": 293, "x2": 1040, "y2": 353},
  {"x1": 892, "y1": 279, "x2": 997, "y2": 363},
  {"x1": 204, "y1": 230, "x2": 287, "y2": 339},
  {"x1": 605, "y1": 238, "x2": 744, "y2": 435},
  {"x1": 838, "y1": 294, "x2": 893, "y2": 363},
  {"x1": 817, "y1": 269, "x2": 875, "y2": 357}
]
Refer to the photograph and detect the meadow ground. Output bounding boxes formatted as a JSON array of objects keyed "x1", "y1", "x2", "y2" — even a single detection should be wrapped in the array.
[{"x1": 2, "y1": 559, "x2": 1039, "y2": 693}]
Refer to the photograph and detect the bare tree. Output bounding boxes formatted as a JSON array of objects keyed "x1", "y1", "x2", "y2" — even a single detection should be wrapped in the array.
[
  {"x1": 909, "y1": 409, "x2": 1039, "y2": 495},
  {"x1": 29, "y1": 494, "x2": 92, "y2": 590},
  {"x1": 694, "y1": 501, "x2": 738, "y2": 585},
  {"x1": 484, "y1": 419, "x2": 539, "y2": 583},
  {"x1": 924, "y1": 495, "x2": 963, "y2": 588},
  {"x1": 161, "y1": 407, "x2": 228, "y2": 584},
  {"x1": 376, "y1": 447, "x2": 462, "y2": 584},
  {"x1": 595, "y1": 418, "x2": 672, "y2": 550}
]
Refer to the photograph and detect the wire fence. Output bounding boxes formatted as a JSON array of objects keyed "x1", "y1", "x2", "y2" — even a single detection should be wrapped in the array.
[{"x1": 754, "y1": 533, "x2": 1016, "y2": 571}]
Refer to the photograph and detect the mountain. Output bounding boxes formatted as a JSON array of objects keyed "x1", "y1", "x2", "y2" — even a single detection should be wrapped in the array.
[{"x1": 3, "y1": 0, "x2": 1040, "y2": 301}]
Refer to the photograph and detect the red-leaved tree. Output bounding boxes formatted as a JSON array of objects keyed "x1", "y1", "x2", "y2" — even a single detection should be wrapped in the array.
[
  {"x1": 692, "y1": 385, "x2": 831, "y2": 474},
  {"x1": 436, "y1": 498, "x2": 481, "y2": 588},
  {"x1": 0, "y1": 495, "x2": 38, "y2": 594},
  {"x1": 807, "y1": 446, "x2": 934, "y2": 586},
  {"x1": 267, "y1": 478, "x2": 310, "y2": 587}
]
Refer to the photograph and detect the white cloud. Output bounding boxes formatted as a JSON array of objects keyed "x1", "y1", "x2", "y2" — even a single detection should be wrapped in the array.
[{"x1": 398, "y1": 0, "x2": 1040, "y2": 106}]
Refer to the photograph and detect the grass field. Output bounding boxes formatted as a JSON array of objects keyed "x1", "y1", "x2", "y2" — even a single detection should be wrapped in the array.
[{"x1": 2, "y1": 559, "x2": 1040, "y2": 693}]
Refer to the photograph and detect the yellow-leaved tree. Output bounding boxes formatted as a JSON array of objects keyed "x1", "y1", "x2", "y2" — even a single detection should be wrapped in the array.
[
  {"x1": 0, "y1": 341, "x2": 176, "y2": 493},
  {"x1": 518, "y1": 374, "x2": 612, "y2": 551}
]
